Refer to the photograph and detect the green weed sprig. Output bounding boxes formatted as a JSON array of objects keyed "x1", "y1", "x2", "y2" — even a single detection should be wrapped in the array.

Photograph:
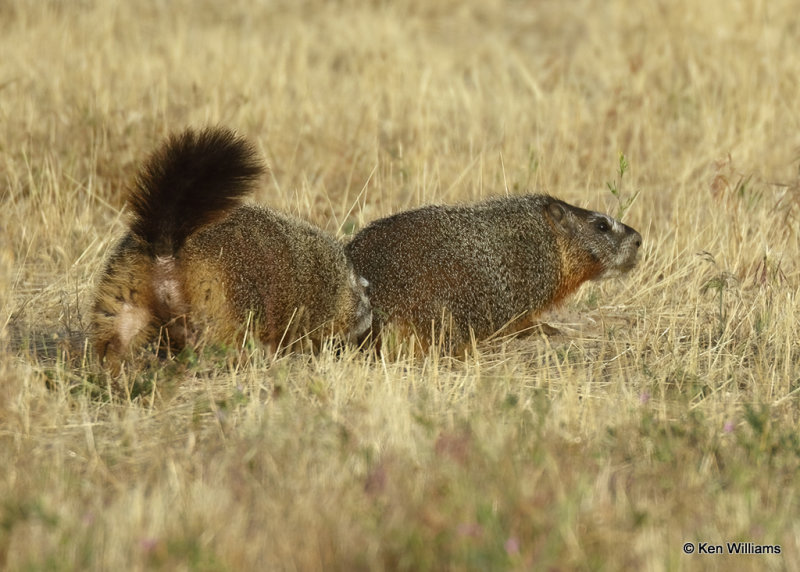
[{"x1": 606, "y1": 151, "x2": 639, "y2": 219}]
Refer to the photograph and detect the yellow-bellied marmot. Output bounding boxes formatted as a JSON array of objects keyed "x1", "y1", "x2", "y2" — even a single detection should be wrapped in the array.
[
  {"x1": 345, "y1": 195, "x2": 641, "y2": 351},
  {"x1": 91, "y1": 127, "x2": 371, "y2": 370}
]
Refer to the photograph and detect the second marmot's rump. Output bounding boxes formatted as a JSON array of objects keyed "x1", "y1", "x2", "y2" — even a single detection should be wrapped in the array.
[
  {"x1": 345, "y1": 194, "x2": 641, "y2": 350},
  {"x1": 91, "y1": 127, "x2": 372, "y2": 370}
]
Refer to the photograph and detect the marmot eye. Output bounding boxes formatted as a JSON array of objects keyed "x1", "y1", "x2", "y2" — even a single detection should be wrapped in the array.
[{"x1": 596, "y1": 219, "x2": 611, "y2": 232}]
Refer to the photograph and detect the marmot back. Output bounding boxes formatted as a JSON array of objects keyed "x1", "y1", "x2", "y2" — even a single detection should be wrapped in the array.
[
  {"x1": 91, "y1": 127, "x2": 371, "y2": 371},
  {"x1": 345, "y1": 194, "x2": 641, "y2": 352}
]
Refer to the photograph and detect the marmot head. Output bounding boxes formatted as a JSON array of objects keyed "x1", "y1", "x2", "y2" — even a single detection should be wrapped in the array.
[{"x1": 546, "y1": 198, "x2": 642, "y2": 280}]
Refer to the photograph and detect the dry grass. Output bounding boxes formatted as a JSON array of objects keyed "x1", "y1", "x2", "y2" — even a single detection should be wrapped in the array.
[{"x1": 2, "y1": 0, "x2": 800, "y2": 569}]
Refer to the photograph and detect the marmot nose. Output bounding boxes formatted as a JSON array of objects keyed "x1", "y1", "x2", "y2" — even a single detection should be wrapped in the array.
[{"x1": 631, "y1": 230, "x2": 642, "y2": 249}]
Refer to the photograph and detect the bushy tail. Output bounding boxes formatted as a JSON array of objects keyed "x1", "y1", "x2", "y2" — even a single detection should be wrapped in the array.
[{"x1": 129, "y1": 126, "x2": 265, "y2": 257}]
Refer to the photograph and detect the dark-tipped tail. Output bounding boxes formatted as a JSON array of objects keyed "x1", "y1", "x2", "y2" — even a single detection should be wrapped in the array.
[{"x1": 129, "y1": 126, "x2": 265, "y2": 257}]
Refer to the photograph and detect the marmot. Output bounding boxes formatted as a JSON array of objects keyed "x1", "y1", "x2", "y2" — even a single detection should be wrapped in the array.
[
  {"x1": 91, "y1": 127, "x2": 372, "y2": 370},
  {"x1": 345, "y1": 194, "x2": 641, "y2": 351}
]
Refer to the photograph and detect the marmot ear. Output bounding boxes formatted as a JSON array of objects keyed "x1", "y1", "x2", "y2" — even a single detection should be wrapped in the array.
[{"x1": 546, "y1": 202, "x2": 570, "y2": 229}]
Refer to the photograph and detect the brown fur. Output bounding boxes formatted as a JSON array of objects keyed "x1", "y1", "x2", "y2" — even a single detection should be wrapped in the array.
[
  {"x1": 91, "y1": 127, "x2": 371, "y2": 371},
  {"x1": 345, "y1": 194, "x2": 641, "y2": 352}
]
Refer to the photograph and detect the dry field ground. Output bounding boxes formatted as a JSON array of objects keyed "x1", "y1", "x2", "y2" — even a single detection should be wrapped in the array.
[{"x1": 2, "y1": 0, "x2": 800, "y2": 570}]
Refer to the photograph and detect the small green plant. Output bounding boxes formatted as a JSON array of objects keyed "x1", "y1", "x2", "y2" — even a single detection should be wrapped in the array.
[{"x1": 606, "y1": 151, "x2": 640, "y2": 219}]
